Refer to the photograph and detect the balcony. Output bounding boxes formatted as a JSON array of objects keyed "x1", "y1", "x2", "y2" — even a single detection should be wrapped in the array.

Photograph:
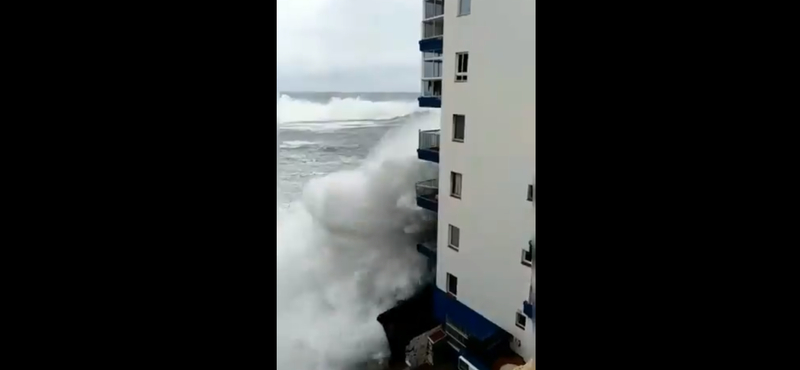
[
  {"x1": 418, "y1": 80, "x2": 441, "y2": 108},
  {"x1": 524, "y1": 240, "x2": 536, "y2": 320},
  {"x1": 529, "y1": 240, "x2": 536, "y2": 264},
  {"x1": 422, "y1": 51, "x2": 443, "y2": 61},
  {"x1": 419, "y1": 17, "x2": 443, "y2": 53},
  {"x1": 418, "y1": 96, "x2": 441, "y2": 108},
  {"x1": 523, "y1": 301, "x2": 535, "y2": 320},
  {"x1": 416, "y1": 240, "x2": 437, "y2": 260},
  {"x1": 424, "y1": 0, "x2": 445, "y2": 20},
  {"x1": 422, "y1": 60, "x2": 443, "y2": 80},
  {"x1": 415, "y1": 179, "x2": 438, "y2": 213},
  {"x1": 376, "y1": 286, "x2": 436, "y2": 364},
  {"x1": 417, "y1": 129, "x2": 440, "y2": 163},
  {"x1": 419, "y1": 38, "x2": 443, "y2": 53},
  {"x1": 433, "y1": 288, "x2": 509, "y2": 359}
]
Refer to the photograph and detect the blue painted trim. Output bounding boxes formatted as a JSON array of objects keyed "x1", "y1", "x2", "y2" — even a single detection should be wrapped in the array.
[
  {"x1": 433, "y1": 288, "x2": 502, "y2": 342},
  {"x1": 416, "y1": 148, "x2": 440, "y2": 163},
  {"x1": 416, "y1": 196, "x2": 438, "y2": 213},
  {"x1": 419, "y1": 38, "x2": 443, "y2": 52},
  {"x1": 418, "y1": 96, "x2": 441, "y2": 108}
]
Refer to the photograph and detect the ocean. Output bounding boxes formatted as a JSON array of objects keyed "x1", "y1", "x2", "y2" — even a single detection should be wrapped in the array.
[
  {"x1": 278, "y1": 92, "x2": 420, "y2": 207},
  {"x1": 276, "y1": 92, "x2": 440, "y2": 370}
]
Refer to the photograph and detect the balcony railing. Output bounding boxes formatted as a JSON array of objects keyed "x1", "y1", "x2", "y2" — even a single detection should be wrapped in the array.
[
  {"x1": 419, "y1": 38, "x2": 443, "y2": 53},
  {"x1": 416, "y1": 240, "x2": 437, "y2": 260},
  {"x1": 419, "y1": 130, "x2": 440, "y2": 151},
  {"x1": 526, "y1": 239, "x2": 536, "y2": 320},
  {"x1": 424, "y1": 0, "x2": 445, "y2": 20},
  {"x1": 445, "y1": 316, "x2": 468, "y2": 350},
  {"x1": 420, "y1": 89, "x2": 441, "y2": 98},
  {"x1": 422, "y1": 18, "x2": 444, "y2": 39},
  {"x1": 418, "y1": 96, "x2": 441, "y2": 108},
  {"x1": 415, "y1": 179, "x2": 439, "y2": 212},
  {"x1": 422, "y1": 60, "x2": 443, "y2": 79},
  {"x1": 421, "y1": 79, "x2": 441, "y2": 97},
  {"x1": 417, "y1": 130, "x2": 440, "y2": 163},
  {"x1": 416, "y1": 179, "x2": 438, "y2": 196},
  {"x1": 523, "y1": 301, "x2": 535, "y2": 320},
  {"x1": 422, "y1": 51, "x2": 443, "y2": 60},
  {"x1": 418, "y1": 79, "x2": 441, "y2": 108}
]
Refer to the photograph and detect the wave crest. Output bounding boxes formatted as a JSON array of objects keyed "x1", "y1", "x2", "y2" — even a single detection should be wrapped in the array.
[
  {"x1": 277, "y1": 106, "x2": 440, "y2": 370},
  {"x1": 277, "y1": 94, "x2": 423, "y2": 129}
]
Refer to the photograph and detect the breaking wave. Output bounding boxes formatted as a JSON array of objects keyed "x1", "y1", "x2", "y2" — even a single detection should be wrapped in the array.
[
  {"x1": 279, "y1": 140, "x2": 319, "y2": 149},
  {"x1": 277, "y1": 94, "x2": 425, "y2": 131},
  {"x1": 277, "y1": 95, "x2": 440, "y2": 369}
]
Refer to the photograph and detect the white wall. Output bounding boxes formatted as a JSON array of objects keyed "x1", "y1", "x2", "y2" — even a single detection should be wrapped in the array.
[{"x1": 434, "y1": 0, "x2": 536, "y2": 360}]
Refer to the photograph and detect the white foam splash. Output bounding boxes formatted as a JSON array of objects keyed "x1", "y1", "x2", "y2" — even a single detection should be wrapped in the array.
[
  {"x1": 280, "y1": 140, "x2": 320, "y2": 149},
  {"x1": 277, "y1": 99, "x2": 440, "y2": 369},
  {"x1": 277, "y1": 95, "x2": 422, "y2": 131}
]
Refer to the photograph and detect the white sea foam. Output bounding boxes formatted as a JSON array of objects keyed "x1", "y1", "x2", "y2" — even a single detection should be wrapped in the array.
[
  {"x1": 277, "y1": 96, "x2": 440, "y2": 369},
  {"x1": 280, "y1": 140, "x2": 320, "y2": 149},
  {"x1": 277, "y1": 94, "x2": 423, "y2": 131}
]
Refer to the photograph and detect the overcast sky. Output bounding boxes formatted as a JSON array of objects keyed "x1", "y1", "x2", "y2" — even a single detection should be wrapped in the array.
[{"x1": 277, "y1": 0, "x2": 421, "y2": 92}]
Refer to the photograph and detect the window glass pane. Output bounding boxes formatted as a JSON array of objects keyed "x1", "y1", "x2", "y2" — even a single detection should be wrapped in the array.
[
  {"x1": 453, "y1": 115, "x2": 465, "y2": 140},
  {"x1": 447, "y1": 273, "x2": 458, "y2": 295},
  {"x1": 459, "y1": 0, "x2": 471, "y2": 15}
]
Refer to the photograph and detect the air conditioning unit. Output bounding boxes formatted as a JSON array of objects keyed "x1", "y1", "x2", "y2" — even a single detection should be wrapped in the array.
[{"x1": 457, "y1": 356, "x2": 479, "y2": 370}]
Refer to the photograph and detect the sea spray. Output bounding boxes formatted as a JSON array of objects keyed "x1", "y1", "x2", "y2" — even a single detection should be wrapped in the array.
[{"x1": 277, "y1": 96, "x2": 439, "y2": 369}]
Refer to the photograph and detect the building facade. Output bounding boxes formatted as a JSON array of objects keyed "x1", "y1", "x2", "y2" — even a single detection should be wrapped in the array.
[{"x1": 415, "y1": 0, "x2": 536, "y2": 366}]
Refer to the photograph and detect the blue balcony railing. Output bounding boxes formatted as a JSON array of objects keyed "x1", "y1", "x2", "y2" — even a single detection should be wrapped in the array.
[
  {"x1": 418, "y1": 96, "x2": 441, "y2": 108},
  {"x1": 417, "y1": 129, "x2": 440, "y2": 163},
  {"x1": 415, "y1": 179, "x2": 438, "y2": 212},
  {"x1": 523, "y1": 301, "x2": 535, "y2": 319},
  {"x1": 419, "y1": 37, "x2": 443, "y2": 53}
]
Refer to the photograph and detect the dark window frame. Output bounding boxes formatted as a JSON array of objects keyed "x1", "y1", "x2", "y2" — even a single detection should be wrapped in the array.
[{"x1": 453, "y1": 114, "x2": 465, "y2": 142}]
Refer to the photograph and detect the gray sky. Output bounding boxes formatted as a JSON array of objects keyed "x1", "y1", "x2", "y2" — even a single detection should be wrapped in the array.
[{"x1": 277, "y1": 0, "x2": 420, "y2": 92}]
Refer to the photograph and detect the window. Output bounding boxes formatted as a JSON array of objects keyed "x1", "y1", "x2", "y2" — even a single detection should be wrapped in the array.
[
  {"x1": 521, "y1": 248, "x2": 532, "y2": 267},
  {"x1": 450, "y1": 172, "x2": 462, "y2": 198},
  {"x1": 527, "y1": 184, "x2": 534, "y2": 201},
  {"x1": 448, "y1": 224, "x2": 460, "y2": 251},
  {"x1": 458, "y1": 0, "x2": 471, "y2": 16},
  {"x1": 453, "y1": 115, "x2": 465, "y2": 142},
  {"x1": 447, "y1": 273, "x2": 458, "y2": 296},
  {"x1": 456, "y1": 52, "x2": 469, "y2": 82},
  {"x1": 516, "y1": 311, "x2": 527, "y2": 330}
]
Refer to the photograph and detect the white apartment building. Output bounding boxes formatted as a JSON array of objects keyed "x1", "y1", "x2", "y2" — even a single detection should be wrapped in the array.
[{"x1": 415, "y1": 0, "x2": 536, "y2": 367}]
